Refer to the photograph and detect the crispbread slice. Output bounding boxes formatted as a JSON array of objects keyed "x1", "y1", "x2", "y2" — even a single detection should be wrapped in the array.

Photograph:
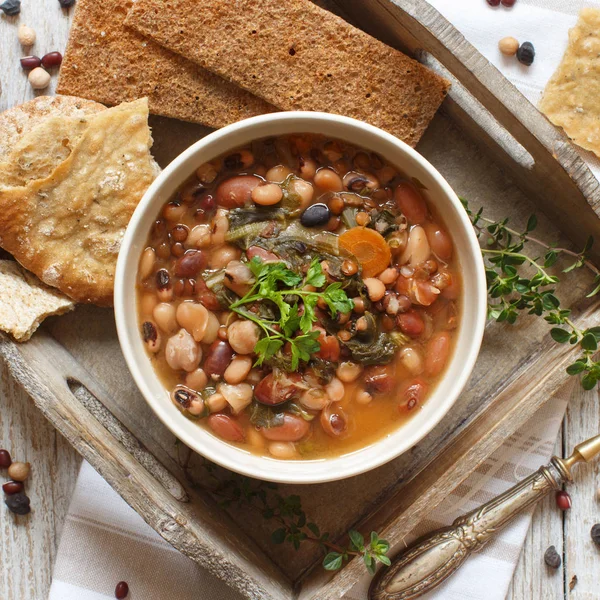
[
  {"x1": 0, "y1": 99, "x2": 159, "y2": 306},
  {"x1": 56, "y1": 0, "x2": 274, "y2": 128},
  {"x1": 125, "y1": 0, "x2": 449, "y2": 147},
  {"x1": 0, "y1": 95, "x2": 104, "y2": 162},
  {"x1": 0, "y1": 260, "x2": 74, "y2": 342},
  {"x1": 539, "y1": 8, "x2": 600, "y2": 158}
]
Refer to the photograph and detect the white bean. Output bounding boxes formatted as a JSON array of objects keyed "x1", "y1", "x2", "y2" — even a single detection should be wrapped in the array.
[
  {"x1": 325, "y1": 377, "x2": 345, "y2": 402},
  {"x1": 300, "y1": 388, "x2": 330, "y2": 410},
  {"x1": 266, "y1": 165, "x2": 293, "y2": 182},
  {"x1": 176, "y1": 302, "x2": 209, "y2": 342},
  {"x1": 206, "y1": 392, "x2": 227, "y2": 413},
  {"x1": 336, "y1": 361, "x2": 362, "y2": 383},
  {"x1": 187, "y1": 224, "x2": 212, "y2": 248},
  {"x1": 252, "y1": 183, "x2": 283, "y2": 206},
  {"x1": 227, "y1": 320, "x2": 260, "y2": 355},
  {"x1": 209, "y1": 244, "x2": 241, "y2": 269},
  {"x1": 224, "y1": 356, "x2": 253, "y2": 384},
  {"x1": 399, "y1": 346, "x2": 424, "y2": 375},
  {"x1": 153, "y1": 302, "x2": 177, "y2": 333},
  {"x1": 139, "y1": 247, "x2": 156, "y2": 280},
  {"x1": 202, "y1": 311, "x2": 220, "y2": 344},
  {"x1": 290, "y1": 179, "x2": 314, "y2": 208},
  {"x1": 268, "y1": 442, "x2": 298, "y2": 459},
  {"x1": 165, "y1": 329, "x2": 201, "y2": 372},
  {"x1": 400, "y1": 225, "x2": 431, "y2": 266},
  {"x1": 211, "y1": 209, "x2": 229, "y2": 245},
  {"x1": 185, "y1": 368, "x2": 208, "y2": 391}
]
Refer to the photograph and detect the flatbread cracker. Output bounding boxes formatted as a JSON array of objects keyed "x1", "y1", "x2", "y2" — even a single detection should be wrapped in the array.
[
  {"x1": 0, "y1": 98, "x2": 159, "y2": 306},
  {"x1": 0, "y1": 260, "x2": 74, "y2": 342},
  {"x1": 125, "y1": 0, "x2": 449, "y2": 147},
  {"x1": 0, "y1": 95, "x2": 104, "y2": 162},
  {"x1": 539, "y1": 8, "x2": 600, "y2": 158},
  {"x1": 56, "y1": 0, "x2": 274, "y2": 128}
]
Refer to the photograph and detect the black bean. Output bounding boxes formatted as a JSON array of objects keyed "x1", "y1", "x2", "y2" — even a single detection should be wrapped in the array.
[
  {"x1": 0, "y1": 449, "x2": 11, "y2": 468},
  {"x1": 115, "y1": 581, "x2": 129, "y2": 599},
  {"x1": 544, "y1": 545, "x2": 561, "y2": 569},
  {"x1": 300, "y1": 203, "x2": 331, "y2": 228},
  {"x1": 0, "y1": 0, "x2": 21, "y2": 15},
  {"x1": 591, "y1": 523, "x2": 600, "y2": 547},
  {"x1": 5, "y1": 492, "x2": 30, "y2": 515},
  {"x1": 2, "y1": 481, "x2": 23, "y2": 495},
  {"x1": 517, "y1": 42, "x2": 535, "y2": 66}
]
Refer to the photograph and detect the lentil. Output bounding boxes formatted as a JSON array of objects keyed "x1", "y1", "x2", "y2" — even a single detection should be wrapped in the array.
[
  {"x1": 20, "y1": 55, "x2": 42, "y2": 70},
  {"x1": 28, "y1": 67, "x2": 51, "y2": 90},
  {"x1": 516, "y1": 42, "x2": 535, "y2": 66},
  {"x1": 2, "y1": 481, "x2": 24, "y2": 495},
  {"x1": 8, "y1": 461, "x2": 30, "y2": 482},
  {"x1": 18, "y1": 24, "x2": 36, "y2": 46},
  {"x1": 544, "y1": 545, "x2": 561, "y2": 569},
  {"x1": 115, "y1": 581, "x2": 129, "y2": 599},
  {"x1": 555, "y1": 490, "x2": 571, "y2": 510},
  {"x1": 5, "y1": 492, "x2": 30, "y2": 515},
  {"x1": 498, "y1": 37, "x2": 519, "y2": 56},
  {"x1": 41, "y1": 51, "x2": 63, "y2": 68},
  {"x1": 0, "y1": 449, "x2": 12, "y2": 468}
]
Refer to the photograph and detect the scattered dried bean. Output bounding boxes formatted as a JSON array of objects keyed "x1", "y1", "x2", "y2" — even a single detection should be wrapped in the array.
[
  {"x1": 18, "y1": 24, "x2": 36, "y2": 46},
  {"x1": 115, "y1": 581, "x2": 129, "y2": 599},
  {"x1": 8, "y1": 461, "x2": 30, "y2": 482},
  {"x1": 5, "y1": 492, "x2": 30, "y2": 515},
  {"x1": 2, "y1": 481, "x2": 24, "y2": 495},
  {"x1": 544, "y1": 545, "x2": 561, "y2": 569},
  {"x1": 516, "y1": 42, "x2": 535, "y2": 66},
  {"x1": 0, "y1": 0, "x2": 20, "y2": 15},
  {"x1": 555, "y1": 490, "x2": 571, "y2": 510},
  {"x1": 20, "y1": 55, "x2": 42, "y2": 70},
  {"x1": 0, "y1": 449, "x2": 12, "y2": 468},
  {"x1": 591, "y1": 523, "x2": 600, "y2": 547},
  {"x1": 41, "y1": 52, "x2": 63, "y2": 68}
]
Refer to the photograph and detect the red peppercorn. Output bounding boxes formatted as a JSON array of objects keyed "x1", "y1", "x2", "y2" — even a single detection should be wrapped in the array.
[
  {"x1": 20, "y1": 56, "x2": 41, "y2": 70},
  {"x1": 501, "y1": 0, "x2": 516, "y2": 5},
  {"x1": 41, "y1": 52, "x2": 63, "y2": 68},
  {"x1": 556, "y1": 490, "x2": 572, "y2": 510},
  {"x1": 486, "y1": 0, "x2": 501, "y2": 5},
  {"x1": 0, "y1": 449, "x2": 12, "y2": 468},
  {"x1": 115, "y1": 581, "x2": 129, "y2": 599},
  {"x1": 3, "y1": 481, "x2": 24, "y2": 495}
]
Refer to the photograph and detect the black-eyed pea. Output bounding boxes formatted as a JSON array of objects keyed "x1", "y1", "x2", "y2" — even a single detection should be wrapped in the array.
[
  {"x1": 153, "y1": 303, "x2": 177, "y2": 333},
  {"x1": 176, "y1": 302, "x2": 209, "y2": 342},
  {"x1": 187, "y1": 224, "x2": 212, "y2": 248},
  {"x1": 206, "y1": 392, "x2": 227, "y2": 413},
  {"x1": 364, "y1": 277, "x2": 386, "y2": 302},
  {"x1": 265, "y1": 165, "x2": 293, "y2": 182},
  {"x1": 314, "y1": 167, "x2": 343, "y2": 192},
  {"x1": 336, "y1": 361, "x2": 362, "y2": 383},
  {"x1": 185, "y1": 368, "x2": 208, "y2": 391},
  {"x1": 218, "y1": 383, "x2": 253, "y2": 414},
  {"x1": 202, "y1": 311, "x2": 221, "y2": 344},
  {"x1": 165, "y1": 329, "x2": 201, "y2": 372},
  {"x1": 325, "y1": 377, "x2": 345, "y2": 402},
  {"x1": 187, "y1": 398, "x2": 206, "y2": 416},
  {"x1": 268, "y1": 441, "x2": 298, "y2": 459},
  {"x1": 139, "y1": 247, "x2": 156, "y2": 280},
  {"x1": 142, "y1": 321, "x2": 161, "y2": 353},
  {"x1": 209, "y1": 244, "x2": 242, "y2": 269},
  {"x1": 211, "y1": 209, "x2": 229, "y2": 245},
  {"x1": 224, "y1": 356, "x2": 253, "y2": 385},
  {"x1": 227, "y1": 320, "x2": 260, "y2": 354},
  {"x1": 355, "y1": 389, "x2": 373, "y2": 405},
  {"x1": 251, "y1": 183, "x2": 283, "y2": 206}
]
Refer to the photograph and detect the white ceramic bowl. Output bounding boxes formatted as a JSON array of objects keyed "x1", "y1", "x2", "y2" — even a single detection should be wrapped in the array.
[{"x1": 115, "y1": 111, "x2": 487, "y2": 484}]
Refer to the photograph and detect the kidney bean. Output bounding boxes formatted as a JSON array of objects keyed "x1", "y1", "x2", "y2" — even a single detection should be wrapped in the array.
[
  {"x1": 398, "y1": 379, "x2": 428, "y2": 411},
  {"x1": 203, "y1": 340, "x2": 234, "y2": 378},
  {"x1": 314, "y1": 329, "x2": 340, "y2": 362},
  {"x1": 215, "y1": 175, "x2": 261, "y2": 208},
  {"x1": 397, "y1": 310, "x2": 425, "y2": 337},
  {"x1": 424, "y1": 222, "x2": 453, "y2": 261},
  {"x1": 260, "y1": 414, "x2": 310, "y2": 442},
  {"x1": 41, "y1": 51, "x2": 62, "y2": 68},
  {"x1": 254, "y1": 372, "x2": 301, "y2": 406},
  {"x1": 246, "y1": 246, "x2": 279, "y2": 262},
  {"x1": 115, "y1": 581, "x2": 129, "y2": 599},
  {"x1": 174, "y1": 249, "x2": 207, "y2": 278},
  {"x1": 195, "y1": 278, "x2": 222, "y2": 311},
  {"x1": 364, "y1": 365, "x2": 396, "y2": 394},
  {"x1": 425, "y1": 332, "x2": 451, "y2": 377},
  {"x1": 320, "y1": 405, "x2": 349, "y2": 437},
  {"x1": 208, "y1": 414, "x2": 245, "y2": 442},
  {"x1": 394, "y1": 181, "x2": 427, "y2": 224},
  {"x1": 2, "y1": 481, "x2": 23, "y2": 495}
]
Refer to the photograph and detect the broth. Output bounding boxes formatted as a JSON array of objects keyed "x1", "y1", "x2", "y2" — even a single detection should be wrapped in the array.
[{"x1": 136, "y1": 134, "x2": 461, "y2": 460}]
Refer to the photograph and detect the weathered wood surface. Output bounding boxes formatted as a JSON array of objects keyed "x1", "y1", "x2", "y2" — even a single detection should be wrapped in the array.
[{"x1": 1, "y1": 1, "x2": 600, "y2": 599}]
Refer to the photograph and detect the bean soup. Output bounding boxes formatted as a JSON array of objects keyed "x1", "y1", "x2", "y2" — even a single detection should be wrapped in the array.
[{"x1": 136, "y1": 135, "x2": 460, "y2": 460}]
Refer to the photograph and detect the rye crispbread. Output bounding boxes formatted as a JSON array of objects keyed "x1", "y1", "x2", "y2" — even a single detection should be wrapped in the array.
[
  {"x1": 125, "y1": 0, "x2": 449, "y2": 147},
  {"x1": 0, "y1": 260, "x2": 75, "y2": 342},
  {"x1": 56, "y1": 0, "x2": 274, "y2": 128}
]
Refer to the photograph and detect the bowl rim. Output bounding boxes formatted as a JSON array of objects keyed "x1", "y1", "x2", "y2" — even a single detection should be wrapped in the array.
[{"x1": 114, "y1": 111, "x2": 487, "y2": 484}]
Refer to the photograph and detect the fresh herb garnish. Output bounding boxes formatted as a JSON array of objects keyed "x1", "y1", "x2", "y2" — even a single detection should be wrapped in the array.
[
  {"x1": 229, "y1": 257, "x2": 353, "y2": 370},
  {"x1": 463, "y1": 199, "x2": 600, "y2": 389}
]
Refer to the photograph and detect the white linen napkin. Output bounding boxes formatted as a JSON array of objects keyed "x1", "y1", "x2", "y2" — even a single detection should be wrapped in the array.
[{"x1": 49, "y1": 1, "x2": 600, "y2": 598}]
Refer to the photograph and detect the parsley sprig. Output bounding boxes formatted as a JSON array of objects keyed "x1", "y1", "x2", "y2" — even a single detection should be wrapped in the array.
[
  {"x1": 463, "y1": 199, "x2": 600, "y2": 389},
  {"x1": 228, "y1": 257, "x2": 353, "y2": 370}
]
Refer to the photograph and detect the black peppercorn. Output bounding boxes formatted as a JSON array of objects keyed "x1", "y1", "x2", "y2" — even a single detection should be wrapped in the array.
[
  {"x1": 517, "y1": 42, "x2": 535, "y2": 66},
  {"x1": 58, "y1": 0, "x2": 76, "y2": 7},
  {"x1": 591, "y1": 523, "x2": 600, "y2": 547},
  {"x1": 0, "y1": 0, "x2": 20, "y2": 15},
  {"x1": 544, "y1": 545, "x2": 561, "y2": 569},
  {"x1": 5, "y1": 492, "x2": 30, "y2": 515}
]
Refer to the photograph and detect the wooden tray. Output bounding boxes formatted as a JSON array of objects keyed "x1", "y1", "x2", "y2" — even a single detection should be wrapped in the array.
[{"x1": 2, "y1": 1, "x2": 600, "y2": 599}]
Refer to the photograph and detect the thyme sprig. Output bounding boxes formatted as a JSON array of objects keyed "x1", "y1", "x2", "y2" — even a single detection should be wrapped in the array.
[
  {"x1": 463, "y1": 199, "x2": 600, "y2": 389},
  {"x1": 195, "y1": 458, "x2": 389, "y2": 574}
]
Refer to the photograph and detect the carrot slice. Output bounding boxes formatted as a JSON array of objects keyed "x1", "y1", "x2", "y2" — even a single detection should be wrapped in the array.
[{"x1": 338, "y1": 227, "x2": 391, "y2": 278}]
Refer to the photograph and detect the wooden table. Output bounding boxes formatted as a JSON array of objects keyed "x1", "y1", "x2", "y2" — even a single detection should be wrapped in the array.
[{"x1": 0, "y1": 3, "x2": 599, "y2": 599}]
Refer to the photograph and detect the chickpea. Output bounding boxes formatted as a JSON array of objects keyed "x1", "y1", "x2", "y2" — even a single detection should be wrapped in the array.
[
  {"x1": 325, "y1": 377, "x2": 345, "y2": 402},
  {"x1": 28, "y1": 67, "x2": 51, "y2": 90},
  {"x1": 266, "y1": 165, "x2": 293, "y2": 182},
  {"x1": 364, "y1": 277, "x2": 386, "y2": 302},
  {"x1": 185, "y1": 368, "x2": 208, "y2": 391},
  {"x1": 218, "y1": 382, "x2": 253, "y2": 414},
  {"x1": 224, "y1": 356, "x2": 253, "y2": 385},
  {"x1": 314, "y1": 167, "x2": 343, "y2": 192},
  {"x1": 153, "y1": 303, "x2": 178, "y2": 333},
  {"x1": 290, "y1": 179, "x2": 314, "y2": 208},
  {"x1": 176, "y1": 302, "x2": 209, "y2": 342},
  {"x1": 206, "y1": 392, "x2": 227, "y2": 413},
  {"x1": 165, "y1": 329, "x2": 201, "y2": 372},
  {"x1": 252, "y1": 183, "x2": 283, "y2": 206},
  {"x1": 336, "y1": 361, "x2": 362, "y2": 383},
  {"x1": 209, "y1": 244, "x2": 242, "y2": 269},
  {"x1": 227, "y1": 320, "x2": 260, "y2": 355},
  {"x1": 268, "y1": 442, "x2": 298, "y2": 459},
  {"x1": 187, "y1": 224, "x2": 212, "y2": 248}
]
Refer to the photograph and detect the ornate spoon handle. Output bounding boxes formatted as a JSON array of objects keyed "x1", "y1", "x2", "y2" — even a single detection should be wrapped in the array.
[{"x1": 369, "y1": 434, "x2": 600, "y2": 600}]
